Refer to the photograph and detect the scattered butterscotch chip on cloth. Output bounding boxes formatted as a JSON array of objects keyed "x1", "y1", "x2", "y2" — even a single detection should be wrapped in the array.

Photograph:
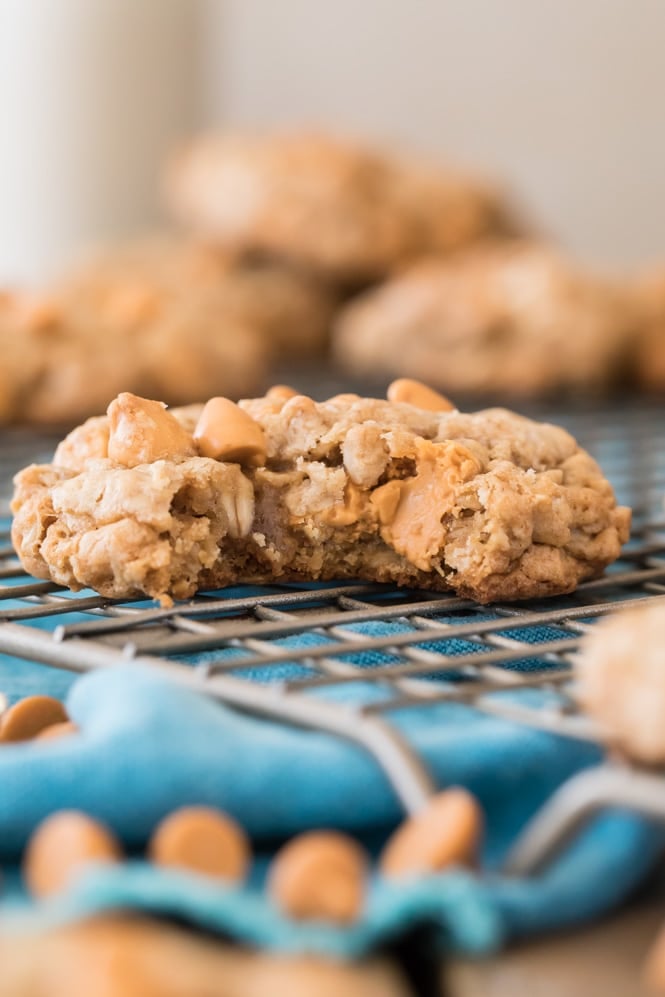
[
  {"x1": 24, "y1": 810, "x2": 123, "y2": 899},
  {"x1": 268, "y1": 830, "x2": 368, "y2": 924},
  {"x1": 11, "y1": 385, "x2": 630, "y2": 605},
  {"x1": 575, "y1": 601, "x2": 665, "y2": 765},
  {"x1": 148, "y1": 806, "x2": 251, "y2": 884},
  {"x1": 0, "y1": 695, "x2": 69, "y2": 743}
]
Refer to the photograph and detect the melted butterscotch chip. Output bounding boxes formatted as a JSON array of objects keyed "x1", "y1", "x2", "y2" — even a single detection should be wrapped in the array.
[{"x1": 381, "y1": 440, "x2": 482, "y2": 570}]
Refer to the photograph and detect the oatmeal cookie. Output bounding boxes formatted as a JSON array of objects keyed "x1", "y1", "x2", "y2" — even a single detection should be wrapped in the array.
[
  {"x1": 333, "y1": 242, "x2": 630, "y2": 397},
  {"x1": 164, "y1": 132, "x2": 519, "y2": 283},
  {"x1": 0, "y1": 282, "x2": 264, "y2": 426},
  {"x1": 59, "y1": 239, "x2": 334, "y2": 357},
  {"x1": 625, "y1": 267, "x2": 665, "y2": 392},
  {"x1": 0, "y1": 240, "x2": 333, "y2": 425},
  {"x1": 12, "y1": 382, "x2": 630, "y2": 604},
  {"x1": 576, "y1": 601, "x2": 665, "y2": 764}
]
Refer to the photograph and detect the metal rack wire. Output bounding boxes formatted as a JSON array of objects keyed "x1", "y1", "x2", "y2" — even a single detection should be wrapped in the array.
[{"x1": 0, "y1": 401, "x2": 664, "y2": 876}]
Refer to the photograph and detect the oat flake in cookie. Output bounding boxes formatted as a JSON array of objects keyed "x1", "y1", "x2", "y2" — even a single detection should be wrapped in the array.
[{"x1": 11, "y1": 383, "x2": 630, "y2": 605}]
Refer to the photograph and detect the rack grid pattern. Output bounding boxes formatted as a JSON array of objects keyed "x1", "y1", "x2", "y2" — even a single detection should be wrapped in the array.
[{"x1": 0, "y1": 402, "x2": 664, "y2": 874}]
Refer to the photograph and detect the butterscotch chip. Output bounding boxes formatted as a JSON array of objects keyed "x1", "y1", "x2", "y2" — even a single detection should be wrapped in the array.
[
  {"x1": 370, "y1": 480, "x2": 403, "y2": 525},
  {"x1": 387, "y1": 379, "x2": 455, "y2": 412},
  {"x1": 379, "y1": 788, "x2": 483, "y2": 879},
  {"x1": 36, "y1": 721, "x2": 80, "y2": 741},
  {"x1": 194, "y1": 397, "x2": 266, "y2": 466},
  {"x1": 148, "y1": 806, "x2": 250, "y2": 883},
  {"x1": 108, "y1": 393, "x2": 196, "y2": 467},
  {"x1": 11, "y1": 390, "x2": 629, "y2": 605},
  {"x1": 24, "y1": 811, "x2": 123, "y2": 898},
  {"x1": 0, "y1": 696, "x2": 69, "y2": 743},
  {"x1": 268, "y1": 831, "x2": 367, "y2": 924}
]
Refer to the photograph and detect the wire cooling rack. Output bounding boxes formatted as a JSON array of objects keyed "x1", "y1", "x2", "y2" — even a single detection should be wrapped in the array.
[{"x1": 0, "y1": 400, "x2": 664, "y2": 876}]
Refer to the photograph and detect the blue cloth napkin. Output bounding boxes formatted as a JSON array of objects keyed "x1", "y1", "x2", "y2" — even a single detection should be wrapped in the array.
[{"x1": 0, "y1": 598, "x2": 661, "y2": 957}]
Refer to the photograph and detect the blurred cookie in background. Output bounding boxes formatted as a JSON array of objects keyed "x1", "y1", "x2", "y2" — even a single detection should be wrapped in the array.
[
  {"x1": 0, "y1": 291, "x2": 145, "y2": 425},
  {"x1": 164, "y1": 131, "x2": 414, "y2": 284},
  {"x1": 333, "y1": 241, "x2": 631, "y2": 399},
  {"x1": 575, "y1": 601, "x2": 665, "y2": 765},
  {"x1": 389, "y1": 156, "x2": 522, "y2": 259},
  {"x1": 163, "y1": 131, "x2": 522, "y2": 285},
  {"x1": 626, "y1": 267, "x2": 665, "y2": 392},
  {"x1": 57, "y1": 239, "x2": 335, "y2": 358},
  {"x1": 0, "y1": 239, "x2": 333, "y2": 425},
  {"x1": 0, "y1": 281, "x2": 264, "y2": 426}
]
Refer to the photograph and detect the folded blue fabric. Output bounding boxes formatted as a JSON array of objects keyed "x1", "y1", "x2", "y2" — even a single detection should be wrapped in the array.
[{"x1": 0, "y1": 608, "x2": 661, "y2": 956}]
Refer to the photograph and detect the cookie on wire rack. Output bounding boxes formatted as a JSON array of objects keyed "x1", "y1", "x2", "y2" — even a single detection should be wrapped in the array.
[{"x1": 12, "y1": 381, "x2": 630, "y2": 605}]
